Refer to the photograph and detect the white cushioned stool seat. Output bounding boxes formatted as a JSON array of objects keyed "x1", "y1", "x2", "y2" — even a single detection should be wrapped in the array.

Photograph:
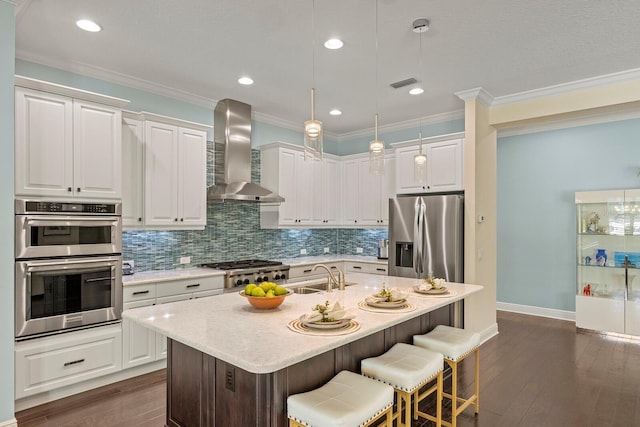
[
  {"x1": 361, "y1": 343, "x2": 443, "y2": 391},
  {"x1": 413, "y1": 325, "x2": 480, "y2": 361},
  {"x1": 361, "y1": 343, "x2": 444, "y2": 427},
  {"x1": 287, "y1": 370, "x2": 394, "y2": 427}
]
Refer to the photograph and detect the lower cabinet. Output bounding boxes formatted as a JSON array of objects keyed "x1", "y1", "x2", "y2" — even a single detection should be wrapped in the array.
[
  {"x1": 344, "y1": 261, "x2": 388, "y2": 275},
  {"x1": 15, "y1": 324, "x2": 122, "y2": 399},
  {"x1": 122, "y1": 299, "x2": 158, "y2": 369}
]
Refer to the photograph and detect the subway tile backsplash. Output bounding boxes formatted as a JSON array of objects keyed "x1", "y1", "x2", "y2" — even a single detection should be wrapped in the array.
[{"x1": 123, "y1": 147, "x2": 388, "y2": 272}]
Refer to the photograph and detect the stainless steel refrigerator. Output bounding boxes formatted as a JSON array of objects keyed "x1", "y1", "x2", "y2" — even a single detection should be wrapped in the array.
[{"x1": 389, "y1": 194, "x2": 464, "y2": 281}]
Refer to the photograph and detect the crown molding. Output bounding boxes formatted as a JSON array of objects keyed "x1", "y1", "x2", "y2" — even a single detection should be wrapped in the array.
[
  {"x1": 15, "y1": 75, "x2": 130, "y2": 107},
  {"x1": 492, "y1": 67, "x2": 640, "y2": 106},
  {"x1": 16, "y1": 50, "x2": 217, "y2": 108},
  {"x1": 497, "y1": 107, "x2": 640, "y2": 138},
  {"x1": 335, "y1": 109, "x2": 465, "y2": 141},
  {"x1": 454, "y1": 87, "x2": 494, "y2": 105}
]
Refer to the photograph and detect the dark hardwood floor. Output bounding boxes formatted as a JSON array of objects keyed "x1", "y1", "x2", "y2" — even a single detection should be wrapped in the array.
[{"x1": 16, "y1": 311, "x2": 640, "y2": 426}]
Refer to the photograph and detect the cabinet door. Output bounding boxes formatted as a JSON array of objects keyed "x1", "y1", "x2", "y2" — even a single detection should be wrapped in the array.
[
  {"x1": 395, "y1": 145, "x2": 428, "y2": 194},
  {"x1": 342, "y1": 160, "x2": 359, "y2": 224},
  {"x1": 122, "y1": 299, "x2": 156, "y2": 368},
  {"x1": 322, "y1": 158, "x2": 340, "y2": 225},
  {"x1": 73, "y1": 101, "x2": 122, "y2": 199},
  {"x1": 122, "y1": 118, "x2": 144, "y2": 227},
  {"x1": 277, "y1": 149, "x2": 297, "y2": 225},
  {"x1": 427, "y1": 139, "x2": 463, "y2": 192},
  {"x1": 379, "y1": 156, "x2": 395, "y2": 224},
  {"x1": 295, "y1": 152, "x2": 315, "y2": 224},
  {"x1": 178, "y1": 127, "x2": 207, "y2": 226},
  {"x1": 15, "y1": 87, "x2": 73, "y2": 197},
  {"x1": 144, "y1": 121, "x2": 179, "y2": 226},
  {"x1": 357, "y1": 158, "x2": 381, "y2": 226}
]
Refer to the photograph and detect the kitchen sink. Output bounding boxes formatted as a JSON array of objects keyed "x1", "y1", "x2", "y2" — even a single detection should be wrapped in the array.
[{"x1": 290, "y1": 281, "x2": 357, "y2": 294}]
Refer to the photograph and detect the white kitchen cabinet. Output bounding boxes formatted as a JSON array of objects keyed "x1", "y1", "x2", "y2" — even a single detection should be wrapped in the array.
[
  {"x1": 393, "y1": 133, "x2": 464, "y2": 195},
  {"x1": 121, "y1": 115, "x2": 144, "y2": 227},
  {"x1": 122, "y1": 299, "x2": 156, "y2": 368},
  {"x1": 15, "y1": 81, "x2": 127, "y2": 200},
  {"x1": 344, "y1": 261, "x2": 389, "y2": 275},
  {"x1": 15, "y1": 324, "x2": 122, "y2": 399},
  {"x1": 288, "y1": 262, "x2": 345, "y2": 282},
  {"x1": 143, "y1": 117, "x2": 208, "y2": 228},
  {"x1": 341, "y1": 154, "x2": 395, "y2": 226},
  {"x1": 260, "y1": 143, "x2": 340, "y2": 228}
]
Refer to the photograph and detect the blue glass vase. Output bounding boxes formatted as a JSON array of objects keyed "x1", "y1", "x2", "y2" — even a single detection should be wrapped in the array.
[{"x1": 596, "y1": 249, "x2": 607, "y2": 266}]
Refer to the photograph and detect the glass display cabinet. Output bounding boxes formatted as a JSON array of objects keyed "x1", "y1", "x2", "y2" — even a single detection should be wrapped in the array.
[{"x1": 576, "y1": 189, "x2": 640, "y2": 335}]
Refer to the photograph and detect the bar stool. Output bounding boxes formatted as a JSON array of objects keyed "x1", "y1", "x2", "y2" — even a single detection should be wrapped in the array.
[
  {"x1": 413, "y1": 325, "x2": 480, "y2": 427},
  {"x1": 361, "y1": 343, "x2": 444, "y2": 427},
  {"x1": 287, "y1": 370, "x2": 394, "y2": 427}
]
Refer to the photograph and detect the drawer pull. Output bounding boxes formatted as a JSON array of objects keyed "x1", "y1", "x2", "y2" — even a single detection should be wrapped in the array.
[
  {"x1": 85, "y1": 276, "x2": 111, "y2": 283},
  {"x1": 132, "y1": 290, "x2": 150, "y2": 296},
  {"x1": 64, "y1": 358, "x2": 85, "y2": 367},
  {"x1": 376, "y1": 268, "x2": 386, "y2": 272},
  {"x1": 303, "y1": 269, "x2": 312, "y2": 273},
  {"x1": 330, "y1": 266, "x2": 337, "y2": 269},
  {"x1": 186, "y1": 284, "x2": 200, "y2": 289},
  {"x1": 352, "y1": 266, "x2": 362, "y2": 270}
]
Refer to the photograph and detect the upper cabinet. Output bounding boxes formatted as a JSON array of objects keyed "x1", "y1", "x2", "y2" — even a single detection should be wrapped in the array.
[
  {"x1": 393, "y1": 133, "x2": 464, "y2": 195},
  {"x1": 260, "y1": 143, "x2": 340, "y2": 228},
  {"x1": 15, "y1": 77, "x2": 129, "y2": 200},
  {"x1": 122, "y1": 112, "x2": 210, "y2": 229},
  {"x1": 342, "y1": 154, "x2": 395, "y2": 226}
]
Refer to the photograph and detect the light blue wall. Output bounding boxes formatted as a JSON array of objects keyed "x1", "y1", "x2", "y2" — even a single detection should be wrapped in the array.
[
  {"x1": 327, "y1": 118, "x2": 465, "y2": 156},
  {"x1": 497, "y1": 118, "x2": 640, "y2": 311},
  {"x1": 1, "y1": 1, "x2": 15, "y2": 421}
]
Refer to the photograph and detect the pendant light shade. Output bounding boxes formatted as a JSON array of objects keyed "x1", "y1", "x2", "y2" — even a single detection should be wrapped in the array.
[
  {"x1": 369, "y1": 114, "x2": 385, "y2": 174},
  {"x1": 414, "y1": 132, "x2": 427, "y2": 183},
  {"x1": 304, "y1": 1, "x2": 323, "y2": 161}
]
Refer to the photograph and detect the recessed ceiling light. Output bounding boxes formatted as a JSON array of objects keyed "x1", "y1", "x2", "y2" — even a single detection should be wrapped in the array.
[
  {"x1": 238, "y1": 77, "x2": 254, "y2": 85},
  {"x1": 329, "y1": 109, "x2": 342, "y2": 116},
  {"x1": 76, "y1": 19, "x2": 101, "y2": 32},
  {"x1": 324, "y1": 38, "x2": 344, "y2": 50},
  {"x1": 409, "y1": 87, "x2": 424, "y2": 95}
]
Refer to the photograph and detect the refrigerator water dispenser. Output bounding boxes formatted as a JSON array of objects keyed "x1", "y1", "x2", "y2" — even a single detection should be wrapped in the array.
[{"x1": 396, "y1": 242, "x2": 413, "y2": 268}]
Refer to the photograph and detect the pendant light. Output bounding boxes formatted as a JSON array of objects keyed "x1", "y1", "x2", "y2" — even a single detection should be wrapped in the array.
[
  {"x1": 413, "y1": 18, "x2": 429, "y2": 183},
  {"x1": 369, "y1": 0, "x2": 384, "y2": 175},
  {"x1": 304, "y1": 0, "x2": 323, "y2": 161}
]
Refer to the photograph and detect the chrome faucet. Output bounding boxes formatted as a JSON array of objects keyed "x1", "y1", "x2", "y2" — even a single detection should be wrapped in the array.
[{"x1": 312, "y1": 264, "x2": 346, "y2": 292}]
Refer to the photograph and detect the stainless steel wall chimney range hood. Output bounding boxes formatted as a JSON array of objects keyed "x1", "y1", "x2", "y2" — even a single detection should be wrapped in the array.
[{"x1": 207, "y1": 99, "x2": 284, "y2": 203}]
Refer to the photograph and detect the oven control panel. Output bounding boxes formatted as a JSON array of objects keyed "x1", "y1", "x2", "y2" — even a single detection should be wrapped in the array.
[{"x1": 20, "y1": 200, "x2": 120, "y2": 215}]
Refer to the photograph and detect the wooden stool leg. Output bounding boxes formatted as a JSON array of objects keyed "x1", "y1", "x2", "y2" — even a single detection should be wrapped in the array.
[
  {"x1": 449, "y1": 360, "x2": 458, "y2": 427},
  {"x1": 474, "y1": 348, "x2": 480, "y2": 414},
  {"x1": 436, "y1": 370, "x2": 443, "y2": 427}
]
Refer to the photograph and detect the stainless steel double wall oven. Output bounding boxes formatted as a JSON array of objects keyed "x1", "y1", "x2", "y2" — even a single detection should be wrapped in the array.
[{"x1": 15, "y1": 199, "x2": 123, "y2": 339}]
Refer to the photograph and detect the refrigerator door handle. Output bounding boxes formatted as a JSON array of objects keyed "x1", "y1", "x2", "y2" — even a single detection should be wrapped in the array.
[{"x1": 413, "y1": 198, "x2": 425, "y2": 277}]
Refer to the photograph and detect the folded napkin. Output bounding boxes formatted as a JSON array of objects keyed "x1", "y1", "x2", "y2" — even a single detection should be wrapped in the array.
[
  {"x1": 368, "y1": 287, "x2": 408, "y2": 303},
  {"x1": 300, "y1": 302, "x2": 356, "y2": 323},
  {"x1": 419, "y1": 278, "x2": 446, "y2": 291}
]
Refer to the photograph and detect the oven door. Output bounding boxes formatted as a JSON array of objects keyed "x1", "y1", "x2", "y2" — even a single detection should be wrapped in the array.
[
  {"x1": 15, "y1": 256, "x2": 123, "y2": 339},
  {"x1": 15, "y1": 215, "x2": 122, "y2": 258}
]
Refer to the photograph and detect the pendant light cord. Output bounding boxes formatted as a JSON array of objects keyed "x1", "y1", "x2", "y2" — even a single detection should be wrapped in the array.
[
  {"x1": 375, "y1": 0, "x2": 379, "y2": 138},
  {"x1": 311, "y1": 0, "x2": 316, "y2": 120},
  {"x1": 418, "y1": 24, "x2": 424, "y2": 153}
]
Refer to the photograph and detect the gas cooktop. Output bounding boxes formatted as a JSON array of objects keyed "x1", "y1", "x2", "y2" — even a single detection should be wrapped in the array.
[{"x1": 202, "y1": 259, "x2": 283, "y2": 270}]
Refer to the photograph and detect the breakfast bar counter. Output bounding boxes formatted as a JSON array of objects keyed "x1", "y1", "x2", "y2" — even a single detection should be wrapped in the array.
[{"x1": 123, "y1": 273, "x2": 482, "y2": 426}]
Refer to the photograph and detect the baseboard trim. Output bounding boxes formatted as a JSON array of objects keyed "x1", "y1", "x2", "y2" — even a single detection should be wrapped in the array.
[
  {"x1": 478, "y1": 322, "x2": 499, "y2": 345},
  {"x1": 497, "y1": 301, "x2": 576, "y2": 322},
  {"x1": 0, "y1": 418, "x2": 17, "y2": 427}
]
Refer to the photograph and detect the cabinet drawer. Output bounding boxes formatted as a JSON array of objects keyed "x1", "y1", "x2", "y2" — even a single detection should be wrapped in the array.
[
  {"x1": 156, "y1": 294, "x2": 191, "y2": 305},
  {"x1": 345, "y1": 262, "x2": 388, "y2": 275},
  {"x1": 15, "y1": 324, "x2": 122, "y2": 399},
  {"x1": 123, "y1": 284, "x2": 157, "y2": 303},
  {"x1": 289, "y1": 262, "x2": 343, "y2": 280},
  {"x1": 156, "y1": 276, "x2": 223, "y2": 298},
  {"x1": 192, "y1": 289, "x2": 223, "y2": 299}
]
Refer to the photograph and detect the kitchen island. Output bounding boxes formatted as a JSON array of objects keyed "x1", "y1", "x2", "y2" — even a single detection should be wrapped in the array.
[{"x1": 123, "y1": 273, "x2": 482, "y2": 427}]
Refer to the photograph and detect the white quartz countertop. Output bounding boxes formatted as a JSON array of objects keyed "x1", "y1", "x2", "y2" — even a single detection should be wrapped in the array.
[
  {"x1": 122, "y1": 267, "x2": 225, "y2": 286},
  {"x1": 123, "y1": 273, "x2": 482, "y2": 374}
]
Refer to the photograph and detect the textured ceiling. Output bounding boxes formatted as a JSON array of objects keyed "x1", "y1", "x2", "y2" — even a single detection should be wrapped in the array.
[{"x1": 14, "y1": 0, "x2": 640, "y2": 136}]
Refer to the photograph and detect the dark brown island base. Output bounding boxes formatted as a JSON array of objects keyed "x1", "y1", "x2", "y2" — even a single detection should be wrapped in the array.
[{"x1": 122, "y1": 273, "x2": 482, "y2": 427}]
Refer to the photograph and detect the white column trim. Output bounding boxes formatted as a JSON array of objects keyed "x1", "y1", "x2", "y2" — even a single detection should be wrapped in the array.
[{"x1": 454, "y1": 87, "x2": 494, "y2": 106}]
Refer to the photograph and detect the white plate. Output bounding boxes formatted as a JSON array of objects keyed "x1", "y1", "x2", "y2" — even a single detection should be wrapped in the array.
[
  {"x1": 365, "y1": 297, "x2": 407, "y2": 309},
  {"x1": 299, "y1": 317, "x2": 351, "y2": 330},
  {"x1": 413, "y1": 286, "x2": 448, "y2": 295}
]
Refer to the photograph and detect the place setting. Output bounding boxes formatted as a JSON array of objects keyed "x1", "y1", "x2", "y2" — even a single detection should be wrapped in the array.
[
  {"x1": 287, "y1": 300, "x2": 360, "y2": 336},
  {"x1": 411, "y1": 277, "x2": 457, "y2": 298},
  {"x1": 357, "y1": 285, "x2": 416, "y2": 313}
]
